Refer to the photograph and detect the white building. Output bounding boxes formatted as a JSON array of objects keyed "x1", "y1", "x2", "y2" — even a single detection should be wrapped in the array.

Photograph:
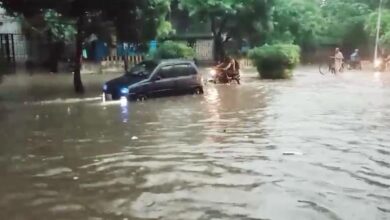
[{"x1": 0, "y1": 7, "x2": 27, "y2": 63}]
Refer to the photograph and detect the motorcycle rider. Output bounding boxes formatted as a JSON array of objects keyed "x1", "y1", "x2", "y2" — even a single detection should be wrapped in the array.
[
  {"x1": 214, "y1": 56, "x2": 240, "y2": 84},
  {"x1": 350, "y1": 49, "x2": 361, "y2": 70}
]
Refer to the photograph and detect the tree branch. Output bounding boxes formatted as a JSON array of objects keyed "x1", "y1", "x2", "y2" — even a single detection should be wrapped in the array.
[{"x1": 223, "y1": 35, "x2": 232, "y2": 43}]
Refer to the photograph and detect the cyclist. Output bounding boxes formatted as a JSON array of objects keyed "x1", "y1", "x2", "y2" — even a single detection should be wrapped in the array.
[{"x1": 332, "y1": 48, "x2": 344, "y2": 73}]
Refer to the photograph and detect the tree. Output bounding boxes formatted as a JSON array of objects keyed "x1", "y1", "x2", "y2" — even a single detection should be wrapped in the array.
[
  {"x1": 1, "y1": 0, "x2": 169, "y2": 93},
  {"x1": 43, "y1": 10, "x2": 76, "y2": 42},
  {"x1": 267, "y1": 0, "x2": 323, "y2": 51},
  {"x1": 1, "y1": 0, "x2": 101, "y2": 93},
  {"x1": 15, "y1": 9, "x2": 76, "y2": 73},
  {"x1": 112, "y1": 0, "x2": 173, "y2": 71},
  {"x1": 319, "y1": 0, "x2": 372, "y2": 47},
  {"x1": 43, "y1": 9, "x2": 76, "y2": 73},
  {"x1": 366, "y1": 9, "x2": 390, "y2": 50},
  {"x1": 180, "y1": 0, "x2": 272, "y2": 62}
]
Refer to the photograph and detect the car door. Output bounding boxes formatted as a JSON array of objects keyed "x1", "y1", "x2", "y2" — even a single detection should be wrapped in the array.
[
  {"x1": 148, "y1": 65, "x2": 176, "y2": 97},
  {"x1": 173, "y1": 64, "x2": 199, "y2": 93}
]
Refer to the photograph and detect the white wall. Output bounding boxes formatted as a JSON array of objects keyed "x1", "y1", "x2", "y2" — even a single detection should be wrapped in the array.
[
  {"x1": 0, "y1": 7, "x2": 22, "y2": 34},
  {"x1": 0, "y1": 7, "x2": 27, "y2": 62}
]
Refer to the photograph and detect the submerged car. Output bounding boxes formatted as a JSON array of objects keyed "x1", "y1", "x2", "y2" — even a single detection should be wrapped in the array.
[{"x1": 103, "y1": 59, "x2": 204, "y2": 101}]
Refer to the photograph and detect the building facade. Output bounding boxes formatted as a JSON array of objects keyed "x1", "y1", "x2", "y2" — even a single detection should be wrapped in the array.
[{"x1": 0, "y1": 7, "x2": 28, "y2": 68}]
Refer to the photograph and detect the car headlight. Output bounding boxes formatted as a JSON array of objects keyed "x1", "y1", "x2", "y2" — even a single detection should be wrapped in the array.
[
  {"x1": 120, "y1": 87, "x2": 129, "y2": 95},
  {"x1": 210, "y1": 69, "x2": 217, "y2": 76},
  {"x1": 375, "y1": 59, "x2": 383, "y2": 68},
  {"x1": 103, "y1": 84, "x2": 108, "y2": 91}
]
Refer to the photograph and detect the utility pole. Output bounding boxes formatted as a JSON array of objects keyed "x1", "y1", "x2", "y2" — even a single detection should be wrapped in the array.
[{"x1": 374, "y1": 0, "x2": 383, "y2": 63}]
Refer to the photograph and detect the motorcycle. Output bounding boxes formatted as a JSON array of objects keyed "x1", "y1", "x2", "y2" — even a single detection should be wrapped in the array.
[
  {"x1": 207, "y1": 68, "x2": 240, "y2": 84},
  {"x1": 374, "y1": 58, "x2": 386, "y2": 72},
  {"x1": 348, "y1": 60, "x2": 362, "y2": 70}
]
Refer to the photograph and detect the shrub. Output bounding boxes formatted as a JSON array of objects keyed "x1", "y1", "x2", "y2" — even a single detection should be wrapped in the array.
[
  {"x1": 248, "y1": 44, "x2": 300, "y2": 79},
  {"x1": 152, "y1": 41, "x2": 195, "y2": 59}
]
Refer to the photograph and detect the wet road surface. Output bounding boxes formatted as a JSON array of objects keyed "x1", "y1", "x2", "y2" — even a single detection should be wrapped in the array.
[{"x1": 0, "y1": 67, "x2": 390, "y2": 220}]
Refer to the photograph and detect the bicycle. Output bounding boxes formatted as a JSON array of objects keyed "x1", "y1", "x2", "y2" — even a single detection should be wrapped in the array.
[{"x1": 319, "y1": 57, "x2": 344, "y2": 75}]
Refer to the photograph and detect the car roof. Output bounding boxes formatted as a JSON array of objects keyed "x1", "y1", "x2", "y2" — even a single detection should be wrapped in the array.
[{"x1": 157, "y1": 59, "x2": 195, "y2": 65}]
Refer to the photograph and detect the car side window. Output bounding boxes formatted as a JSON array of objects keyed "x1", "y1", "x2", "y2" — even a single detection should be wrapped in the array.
[
  {"x1": 187, "y1": 65, "x2": 197, "y2": 75},
  {"x1": 157, "y1": 65, "x2": 174, "y2": 79},
  {"x1": 173, "y1": 64, "x2": 197, "y2": 77}
]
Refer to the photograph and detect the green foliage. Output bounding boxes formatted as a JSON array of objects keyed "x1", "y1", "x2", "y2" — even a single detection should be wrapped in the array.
[
  {"x1": 248, "y1": 44, "x2": 301, "y2": 79},
  {"x1": 320, "y1": 0, "x2": 371, "y2": 45},
  {"x1": 180, "y1": 0, "x2": 271, "y2": 37},
  {"x1": 153, "y1": 41, "x2": 195, "y2": 59},
  {"x1": 266, "y1": 0, "x2": 374, "y2": 53},
  {"x1": 267, "y1": 0, "x2": 322, "y2": 49},
  {"x1": 380, "y1": 31, "x2": 390, "y2": 48},
  {"x1": 156, "y1": 21, "x2": 175, "y2": 39},
  {"x1": 2, "y1": 0, "x2": 173, "y2": 42},
  {"x1": 44, "y1": 9, "x2": 76, "y2": 42},
  {"x1": 365, "y1": 9, "x2": 390, "y2": 49},
  {"x1": 180, "y1": 0, "x2": 272, "y2": 60},
  {"x1": 136, "y1": 0, "x2": 175, "y2": 40}
]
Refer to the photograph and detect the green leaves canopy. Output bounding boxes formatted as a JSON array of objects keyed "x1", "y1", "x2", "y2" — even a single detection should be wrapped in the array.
[
  {"x1": 366, "y1": 9, "x2": 390, "y2": 49},
  {"x1": 267, "y1": 0, "x2": 322, "y2": 48},
  {"x1": 44, "y1": 10, "x2": 76, "y2": 42},
  {"x1": 180, "y1": 0, "x2": 271, "y2": 43},
  {"x1": 320, "y1": 0, "x2": 371, "y2": 45}
]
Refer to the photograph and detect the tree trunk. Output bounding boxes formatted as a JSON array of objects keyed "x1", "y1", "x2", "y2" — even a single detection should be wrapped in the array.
[
  {"x1": 74, "y1": 16, "x2": 85, "y2": 94},
  {"x1": 47, "y1": 32, "x2": 57, "y2": 73},
  {"x1": 123, "y1": 55, "x2": 129, "y2": 72},
  {"x1": 214, "y1": 34, "x2": 225, "y2": 62},
  {"x1": 49, "y1": 41, "x2": 64, "y2": 73},
  {"x1": 210, "y1": 16, "x2": 227, "y2": 62}
]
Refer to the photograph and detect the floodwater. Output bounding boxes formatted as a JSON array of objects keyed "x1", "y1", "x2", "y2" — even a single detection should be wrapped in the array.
[{"x1": 0, "y1": 67, "x2": 390, "y2": 220}]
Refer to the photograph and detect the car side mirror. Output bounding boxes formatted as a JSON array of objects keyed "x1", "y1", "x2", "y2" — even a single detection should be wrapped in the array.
[{"x1": 154, "y1": 75, "x2": 162, "y2": 81}]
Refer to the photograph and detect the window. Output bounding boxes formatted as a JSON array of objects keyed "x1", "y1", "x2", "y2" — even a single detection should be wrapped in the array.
[
  {"x1": 173, "y1": 64, "x2": 197, "y2": 77},
  {"x1": 156, "y1": 64, "x2": 197, "y2": 79},
  {"x1": 126, "y1": 61, "x2": 158, "y2": 77},
  {"x1": 157, "y1": 65, "x2": 175, "y2": 79}
]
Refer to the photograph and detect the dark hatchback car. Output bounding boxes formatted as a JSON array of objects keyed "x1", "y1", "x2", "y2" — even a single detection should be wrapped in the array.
[{"x1": 103, "y1": 59, "x2": 204, "y2": 100}]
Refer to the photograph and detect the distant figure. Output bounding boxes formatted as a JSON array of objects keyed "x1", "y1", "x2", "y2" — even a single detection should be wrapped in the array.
[
  {"x1": 334, "y1": 48, "x2": 344, "y2": 73},
  {"x1": 350, "y1": 49, "x2": 361, "y2": 70},
  {"x1": 350, "y1": 49, "x2": 360, "y2": 62}
]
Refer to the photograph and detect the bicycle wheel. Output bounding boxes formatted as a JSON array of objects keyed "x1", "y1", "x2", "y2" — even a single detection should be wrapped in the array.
[
  {"x1": 339, "y1": 62, "x2": 345, "y2": 73},
  {"x1": 319, "y1": 62, "x2": 330, "y2": 75}
]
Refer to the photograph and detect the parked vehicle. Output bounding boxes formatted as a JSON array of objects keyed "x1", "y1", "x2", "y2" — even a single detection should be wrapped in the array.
[{"x1": 103, "y1": 59, "x2": 204, "y2": 101}]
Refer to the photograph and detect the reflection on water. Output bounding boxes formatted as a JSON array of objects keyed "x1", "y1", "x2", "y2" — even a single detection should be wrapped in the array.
[
  {"x1": 120, "y1": 97, "x2": 129, "y2": 123},
  {"x1": 0, "y1": 68, "x2": 390, "y2": 220}
]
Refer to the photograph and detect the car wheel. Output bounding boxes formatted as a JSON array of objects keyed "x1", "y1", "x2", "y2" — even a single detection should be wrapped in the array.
[
  {"x1": 193, "y1": 87, "x2": 204, "y2": 95},
  {"x1": 111, "y1": 92, "x2": 120, "y2": 100},
  {"x1": 137, "y1": 94, "x2": 147, "y2": 102}
]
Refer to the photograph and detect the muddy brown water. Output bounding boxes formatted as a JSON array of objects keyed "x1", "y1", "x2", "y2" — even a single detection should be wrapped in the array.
[{"x1": 0, "y1": 67, "x2": 390, "y2": 220}]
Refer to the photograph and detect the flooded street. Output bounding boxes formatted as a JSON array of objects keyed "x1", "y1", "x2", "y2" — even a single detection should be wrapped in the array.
[{"x1": 1, "y1": 67, "x2": 390, "y2": 220}]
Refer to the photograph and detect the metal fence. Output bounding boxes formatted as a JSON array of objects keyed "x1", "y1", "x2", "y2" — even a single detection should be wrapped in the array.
[{"x1": 0, "y1": 33, "x2": 27, "y2": 70}]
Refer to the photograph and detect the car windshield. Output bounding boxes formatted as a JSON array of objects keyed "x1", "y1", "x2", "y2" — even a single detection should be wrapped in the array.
[{"x1": 126, "y1": 61, "x2": 158, "y2": 77}]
